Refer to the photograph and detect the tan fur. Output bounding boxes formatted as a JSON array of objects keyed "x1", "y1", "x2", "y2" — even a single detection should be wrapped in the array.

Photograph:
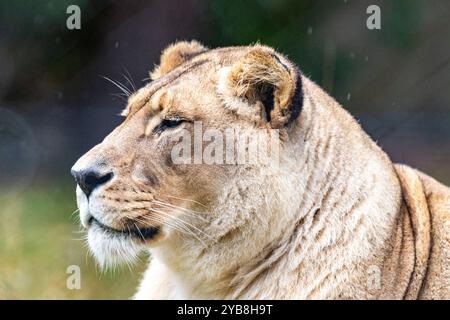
[
  {"x1": 379, "y1": 165, "x2": 450, "y2": 299},
  {"x1": 225, "y1": 46, "x2": 298, "y2": 128},
  {"x1": 150, "y1": 40, "x2": 208, "y2": 80},
  {"x1": 72, "y1": 41, "x2": 450, "y2": 299}
]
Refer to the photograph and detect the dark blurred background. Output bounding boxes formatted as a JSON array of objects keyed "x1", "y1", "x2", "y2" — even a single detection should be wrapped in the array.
[{"x1": 0, "y1": 0, "x2": 449, "y2": 299}]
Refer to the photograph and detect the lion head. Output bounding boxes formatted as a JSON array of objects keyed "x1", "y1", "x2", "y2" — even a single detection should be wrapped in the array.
[{"x1": 71, "y1": 41, "x2": 304, "y2": 268}]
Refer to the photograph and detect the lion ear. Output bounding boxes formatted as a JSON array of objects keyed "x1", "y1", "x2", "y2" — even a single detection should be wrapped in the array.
[
  {"x1": 218, "y1": 46, "x2": 303, "y2": 128},
  {"x1": 150, "y1": 40, "x2": 208, "y2": 80}
]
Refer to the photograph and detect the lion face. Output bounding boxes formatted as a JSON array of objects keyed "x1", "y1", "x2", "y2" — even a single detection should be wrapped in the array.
[{"x1": 71, "y1": 41, "x2": 302, "y2": 267}]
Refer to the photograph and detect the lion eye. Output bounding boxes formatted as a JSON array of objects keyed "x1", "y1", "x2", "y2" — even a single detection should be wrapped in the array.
[{"x1": 154, "y1": 117, "x2": 184, "y2": 134}]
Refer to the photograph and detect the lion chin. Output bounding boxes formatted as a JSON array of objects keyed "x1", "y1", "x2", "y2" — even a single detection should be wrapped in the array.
[
  {"x1": 86, "y1": 219, "x2": 162, "y2": 269},
  {"x1": 87, "y1": 224, "x2": 143, "y2": 269}
]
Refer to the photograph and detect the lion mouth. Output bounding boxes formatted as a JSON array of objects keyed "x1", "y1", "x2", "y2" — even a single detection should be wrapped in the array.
[{"x1": 88, "y1": 216, "x2": 160, "y2": 241}]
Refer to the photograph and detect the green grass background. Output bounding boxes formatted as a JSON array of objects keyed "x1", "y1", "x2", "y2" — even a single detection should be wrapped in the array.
[{"x1": 0, "y1": 180, "x2": 148, "y2": 299}]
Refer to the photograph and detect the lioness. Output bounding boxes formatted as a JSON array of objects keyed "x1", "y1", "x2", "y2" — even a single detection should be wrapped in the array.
[{"x1": 72, "y1": 41, "x2": 450, "y2": 299}]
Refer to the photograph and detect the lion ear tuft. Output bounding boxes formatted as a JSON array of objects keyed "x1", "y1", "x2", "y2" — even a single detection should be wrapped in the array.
[
  {"x1": 219, "y1": 46, "x2": 303, "y2": 128},
  {"x1": 150, "y1": 40, "x2": 208, "y2": 80}
]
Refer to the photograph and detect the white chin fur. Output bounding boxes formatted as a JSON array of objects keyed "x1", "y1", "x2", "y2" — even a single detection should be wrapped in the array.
[{"x1": 87, "y1": 224, "x2": 143, "y2": 270}]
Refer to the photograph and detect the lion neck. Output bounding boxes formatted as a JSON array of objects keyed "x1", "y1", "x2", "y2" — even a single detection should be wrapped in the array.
[{"x1": 151, "y1": 77, "x2": 402, "y2": 299}]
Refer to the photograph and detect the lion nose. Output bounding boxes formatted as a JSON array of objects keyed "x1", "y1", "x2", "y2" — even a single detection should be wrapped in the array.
[{"x1": 71, "y1": 168, "x2": 113, "y2": 197}]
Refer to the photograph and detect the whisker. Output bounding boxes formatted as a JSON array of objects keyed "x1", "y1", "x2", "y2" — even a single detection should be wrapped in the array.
[
  {"x1": 134, "y1": 212, "x2": 190, "y2": 234},
  {"x1": 153, "y1": 199, "x2": 205, "y2": 214},
  {"x1": 134, "y1": 210, "x2": 205, "y2": 242},
  {"x1": 119, "y1": 203, "x2": 214, "y2": 246},
  {"x1": 134, "y1": 215, "x2": 191, "y2": 238},
  {"x1": 149, "y1": 208, "x2": 214, "y2": 243},
  {"x1": 123, "y1": 68, "x2": 137, "y2": 92},
  {"x1": 153, "y1": 217, "x2": 209, "y2": 249},
  {"x1": 70, "y1": 209, "x2": 80, "y2": 221},
  {"x1": 164, "y1": 195, "x2": 208, "y2": 208},
  {"x1": 152, "y1": 200, "x2": 209, "y2": 222},
  {"x1": 132, "y1": 221, "x2": 146, "y2": 241},
  {"x1": 101, "y1": 75, "x2": 133, "y2": 97},
  {"x1": 110, "y1": 93, "x2": 128, "y2": 102},
  {"x1": 71, "y1": 237, "x2": 87, "y2": 241}
]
